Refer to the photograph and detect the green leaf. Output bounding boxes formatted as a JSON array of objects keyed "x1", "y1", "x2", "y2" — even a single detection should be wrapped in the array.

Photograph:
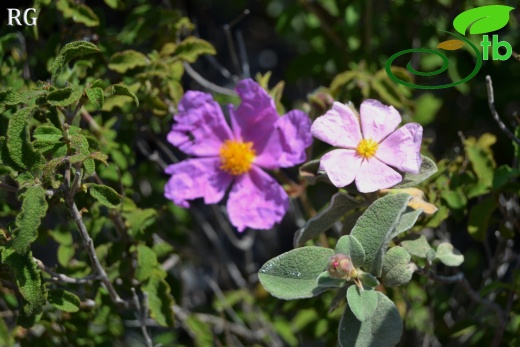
[
  {"x1": 493, "y1": 165, "x2": 520, "y2": 190},
  {"x1": 0, "y1": 249, "x2": 45, "y2": 326},
  {"x1": 46, "y1": 86, "x2": 84, "y2": 107},
  {"x1": 468, "y1": 196, "x2": 497, "y2": 241},
  {"x1": 105, "y1": 84, "x2": 139, "y2": 107},
  {"x1": 135, "y1": 245, "x2": 158, "y2": 282},
  {"x1": 435, "y1": 243, "x2": 464, "y2": 267},
  {"x1": 465, "y1": 134, "x2": 496, "y2": 188},
  {"x1": 86, "y1": 87, "x2": 105, "y2": 111},
  {"x1": 294, "y1": 192, "x2": 361, "y2": 247},
  {"x1": 351, "y1": 194, "x2": 412, "y2": 276},
  {"x1": 359, "y1": 272, "x2": 379, "y2": 288},
  {"x1": 401, "y1": 235, "x2": 433, "y2": 258},
  {"x1": 175, "y1": 36, "x2": 216, "y2": 63},
  {"x1": 33, "y1": 126, "x2": 63, "y2": 142},
  {"x1": 453, "y1": 5, "x2": 514, "y2": 35},
  {"x1": 392, "y1": 156, "x2": 438, "y2": 189},
  {"x1": 57, "y1": 0, "x2": 100, "y2": 27},
  {"x1": 317, "y1": 271, "x2": 345, "y2": 288},
  {"x1": 380, "y1": 246, "x2": 413, "y2": 287},
  {"x1": 258, "y1": 247, "x2": 334, "y2": 300},
  {"x1": 0, "y1": 137, "x2": 19, "y2": 172},
  {"x1": 51, "y1": 40, "x2": 100, "y2": 83},
  {"x1": 11, "y1": 186, "x2": 49, "y2": 254},
  {"x1": 143, "y1": 276, "x2": 175, "y2": 327},
  {"x1": 48, "y1": 289, "x2": 81, "y2": 312},
  {"x1": 346, "y1": 285, "x2": 378, "y2": 321},
  {"x1": 441, "y1": 187, "x2": 467, "y2": 209},
  {"x1": 108, "y1": 50, "x2": 148, "y2": 73},
  {"x1": 86, "y1": 183, "x2": 121, "y2": 208},
  {"x1": 6, "y1": 107, "x2": 44, "y2": 170},
  {"x1": 391, "y1": 208, "x2": 423, "y2": 238},
  {"x1": 339, "y1": 292, "x2": 402, "y2": 347},
  {"x1": 335, "y1": 235, "x2": 365, "y2": 269}
]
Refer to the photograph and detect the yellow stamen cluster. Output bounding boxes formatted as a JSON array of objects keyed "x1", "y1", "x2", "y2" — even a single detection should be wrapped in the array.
[
  {"x1": 219, "y1": 140, "x2": 256, "y2": 175},
  {"x1": 356, "y1": 138, "x2": 379, "y2": 159}
]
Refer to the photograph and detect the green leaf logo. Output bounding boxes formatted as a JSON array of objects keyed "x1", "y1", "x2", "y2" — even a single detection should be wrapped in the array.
[{"x1": 453, "y1": 5, "x2": 514, "y2": 35}]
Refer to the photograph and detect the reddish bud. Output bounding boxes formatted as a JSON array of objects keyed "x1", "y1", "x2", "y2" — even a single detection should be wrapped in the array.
[{"x1": 327, "y1": 254, "x2": 358, "y2": 280}]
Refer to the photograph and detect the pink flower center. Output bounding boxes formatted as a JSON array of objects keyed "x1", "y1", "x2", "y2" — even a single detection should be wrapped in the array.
[
  {"x1": 356, "y1": 138, "x2": 379, "y2": 159},
  {"x1": 219, "y1": 140, "x2": 256, "y2": 175}
]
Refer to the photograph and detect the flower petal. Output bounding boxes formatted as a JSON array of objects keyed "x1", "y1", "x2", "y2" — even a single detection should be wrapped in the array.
[
  {"x1": 354, "y1": 158, "x2": 402, "y2": 193},
  {"x1": 319, "y1": 149, "x2": 362, "y2": 188},
  {"x1": 229, "y1": 79, "x2": 279, "y2": 146},
  {"x1": 164, "y1": 158, "x2": 232, "y2": 207},
  {"x1": 226, "y1": 166, "x2": 289, "y2": 231},
  {"x1": 311, "y1": 102, "x2": 362, "y2": 148},
  {"x1": 255, "y1": 110, "x2": 313, "y2": 169},
  {"x1": 167, "y1": 91, "x2": 232, "y2": 157},
  {"x1": 377, "y1": 123, "x2": 423, "y2": 174},
  {"x1": 359, "y1": 99, "x2": 402, "y2": 142}
]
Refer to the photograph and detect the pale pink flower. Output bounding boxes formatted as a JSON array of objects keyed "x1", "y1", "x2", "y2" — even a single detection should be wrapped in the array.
[{"x1": 311, "y1": 100, "x2": 423, "y2": 193}]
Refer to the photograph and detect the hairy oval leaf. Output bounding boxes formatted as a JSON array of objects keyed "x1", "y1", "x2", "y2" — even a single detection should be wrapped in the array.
[{"x1": 259, "y1": 247, "x2": 335, "y2": 300}]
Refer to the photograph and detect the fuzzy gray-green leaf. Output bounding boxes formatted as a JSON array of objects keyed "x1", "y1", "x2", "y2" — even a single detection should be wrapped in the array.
[
  {"x1": 390, "y1": 208, "x2": 423, "y2": 239},
  {"x1": 350, "y1": 194, "x2": 412, "y2": 276},
  {"x1": 48, "y1": 289, "x2": 81, "y2": 312},
  {"x1": 392, "y1": 156, "x2": 437, "y2": 189},
  {"x1": 317, "y1": 271, "x2": 345, "y2": 288},
  {"x1": 359, "y1": 272, "x2": 379, "y2": 288},
  {"x1": 259, "y1": 247, "x2": 334, "y2": 300},
  {"x1": 86, "y1": 183, "x2": 122, "y2": 208},
  {"x1": 381, "y1": 246, "x2": 413, "y2": 287},
  {"x1": 335, "y1": 235, "x2": 365, "y2": 269},
  {"x1": 339, "y1": 292, "x2": 403, "y2": 347},
  {"x1": 346, "y1": 285, "x2": 378, "y2": 321},
  {"x1": 435, "y1": 243, "x2": 464, "y2": 266},
  {"x1": 401, "y1": 235, "x2": 432, "y2": 258},
  {"x1": 294, "y1": 192, "x2": 361, "y2": 247}
]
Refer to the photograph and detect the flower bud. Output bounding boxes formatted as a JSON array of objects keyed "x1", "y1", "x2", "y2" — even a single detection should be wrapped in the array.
[{"x1": 327, "y1": 254, "x2": 358, "y2": 280}]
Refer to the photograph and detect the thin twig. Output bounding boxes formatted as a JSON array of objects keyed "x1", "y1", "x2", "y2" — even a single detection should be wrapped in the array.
[
  {"x1": 413, "y1": 265, "x2": 507, "y2": 346},
  {"x1": 67, "y1": 199, "x2": 126, "y2": 307},
  {"x1": 485, "y1": 75, "x2": 520, "y2": 145},
  {"x1": 34, "y1": 258, "x2": 100, "y2": 284},
  {"x1": 172, "y1": 304, "x2": 267, "y2": 344},
  {"x1": 131, "y1": 288, "x2": 154, "y2": 347},
  {"x1": 0, "y1": 181, "x2": 18, "y2": 193},
  {"x1": 183, "y1": 63, "x2": 236, "y2": 96}
]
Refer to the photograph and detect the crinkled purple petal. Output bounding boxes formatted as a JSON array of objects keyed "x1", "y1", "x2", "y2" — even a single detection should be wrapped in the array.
[
  {"x1": 226, "y1": 166, "x2": 289, "y2": 232},
  {"x1": 319, "y1": 149, "x2": 362, "y2": 188},
  {"x1": 311, "y1": 102, "x2": 362, "y2": 148},
  {"x1": 377, "y1": 123, "x2": 423, "y2": 174},
  {"x1": 359, "y1": 99, "x2": 401, "y2": 143},
  {"x1": 254, "y1": 110, "x2": 313, "y2": 169},
  {"x1": 167, "y1": 91, "x2": 232, "y2": 156},
  {"x1": 164, "y1": 158, "x2": 232, "y2": 207},
  {"x1": 229, "y1": 79, "x2": 279, "y2": 154},
  {"x1": 354, "y1": 158, "x2": 402, "y2": 193}
]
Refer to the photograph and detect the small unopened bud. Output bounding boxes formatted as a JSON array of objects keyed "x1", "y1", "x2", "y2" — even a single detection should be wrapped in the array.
[{"x1": 327, "y1": 254, "x2": 358, "y2": 280}]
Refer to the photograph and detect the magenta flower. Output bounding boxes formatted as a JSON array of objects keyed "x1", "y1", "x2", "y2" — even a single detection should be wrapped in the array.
[
  {"x1": 311, "y1": 100, "x2": 423, "y2": 193},
  {"x1": 164, "y1": 79, "x2": 312, "y2": 231}
]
